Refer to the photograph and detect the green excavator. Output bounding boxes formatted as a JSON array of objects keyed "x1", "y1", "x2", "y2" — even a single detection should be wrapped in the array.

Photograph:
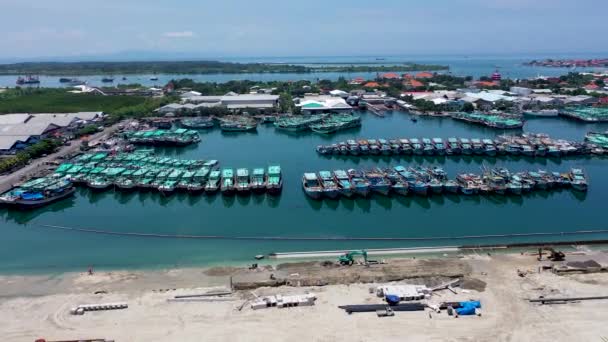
[{"x1": 338, "y1": 250, "x2": 368, "y2": 266}]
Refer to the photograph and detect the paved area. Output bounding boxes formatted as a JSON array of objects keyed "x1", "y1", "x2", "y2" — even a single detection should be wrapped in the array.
[{"x1": 0, "y1": 124, "x2": 121, "y2": 193}]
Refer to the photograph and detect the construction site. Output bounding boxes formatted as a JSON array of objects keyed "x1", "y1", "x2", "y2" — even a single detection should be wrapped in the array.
[{"x1": 2, "y1": 246, "x2": 608, "y2": 342}]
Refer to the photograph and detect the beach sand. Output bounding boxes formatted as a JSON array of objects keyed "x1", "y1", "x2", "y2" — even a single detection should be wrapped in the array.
[{"x1": 2, "y1": 253, "x2": 608, "y2": 342}]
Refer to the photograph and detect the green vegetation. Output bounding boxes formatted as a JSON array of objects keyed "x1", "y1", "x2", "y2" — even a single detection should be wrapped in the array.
[
  {"x1": 0, "y1": 88, "x2": 175, "y2": 124},
  {"x1": 0, "y1": 88, "x2": 150, "y2": 113},
  {"x1": 0, "y1": 139, "x2": 62, "y2": 174},
  {"x1": 74, "y1": 124, "x2": 100, "y2": 137},
  {"x1": 0, "y1": 61, "x2": 448, "y2": 76}
]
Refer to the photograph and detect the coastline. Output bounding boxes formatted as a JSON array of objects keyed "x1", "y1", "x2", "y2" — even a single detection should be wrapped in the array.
[{"x1": 2, "y1": 251, "x2": 608, "y2": 341}]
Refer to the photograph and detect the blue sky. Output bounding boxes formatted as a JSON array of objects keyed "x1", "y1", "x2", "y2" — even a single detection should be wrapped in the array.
[{"x1": 1, "y1": 0, "x2": 607, "y2": 60}]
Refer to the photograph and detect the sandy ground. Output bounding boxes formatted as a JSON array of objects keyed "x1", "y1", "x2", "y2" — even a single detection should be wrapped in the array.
[{"x1": 2, "y1": 253, "x2": 608, "y2": 342}]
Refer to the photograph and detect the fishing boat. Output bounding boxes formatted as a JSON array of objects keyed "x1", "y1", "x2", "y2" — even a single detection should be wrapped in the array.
[
  {"x1": 220, "y1": 121, "x2": 257, "y2": 132},
  {"x1": 310, "y1": 114, "x2": 361, "y2": 134},
  {"x1": 347, "y1": 139, "x2": 361, "y2": 155},
  {"x1": 399, "y1": 139, "x2": 413, "y2": 155},
  {"x1": 384, "y1": 168, "x2": 409, "y2": 196},
  {"x1": 459, "y1": 138, "x2": 473, "y2": 155},
  {"x1": 568, "y1": 168, "x2": 588, "y2": 191},
  {"x1": 428, "y1": 179, "x2": 443, "y2": 194},
  {"x1": 422, "y1": 138, "x2": 435, "y2": 155},
  {"x1": 379, "y1": 139, "x2": 392, "y2": 155},
  {"x1": 235, "y1": 168, "x2": 251, "y2": 194},
  {"x1": 368, "y1": 139, "x2": 381, "y2": 155},
  {"x1": 177, "y1": 170, "x2": 196, "y2": 191},
  {"x1": 0, "y1": 178, "x2": 75, "y2": 209},
  {"x1": 432, "y1": 138, "x2": 446, "y2": 155},
  {"x1": 447, "y1": 138, "x2": 461, "y2": 155},
  {"x1": 333, "y1": 170, "x2": 354, "y2": 198},
  {"x1": 115, "y1": 176, "x2": 137, "y2": 191},
  {"x1": 410, "y1": 138, "x2": 424, "y2": 155},
  {"x1": 482, "y1": 139, "x2": 497, "y2": 156},
  {"x1": 158, "y1": 180, "x2": 178, "y2": 195},
  {"x1": 357, "y1": 139, "x2": 370, "y2": 155},
  {"x1": 520, "y1": 144, "x2": 535, "y2": 157},
  {"x1": 471, "y1": 139, "x2": 484, "y2": 155},
  {"x1": 389, "y1": 139, "x2": 402, "y2": 154},
  {"x1": 220, "y1": 168, "x2": 235, "y2": 195},
  {"x1": 180, "y1": 117, "x2": 214, "y2": 129},
  {"x1": 265, "y1": 165, "x2": 283, "y2": 195},
  {"x1": 318, "y1": 171, "x2": 340, "y2": 199},
  {"x1": 443, "y1": 180, "x2": 460, "y2": 193},
  {"x1": 364, "y1": 170, "x2": 391, "y2": 196},
  {"x1": 250, "y1": 168, "x2": 266, "y2": 193},
  {"x1": 205, "y1": 170, "x2": 221, "y2": 193},
  {"x1": 302, "y1": 173, "x2": 324, "y2": 199},
  {"x1": 101, "y1": 76, "x2": 114, "y2": 83},
  {"x1": 274, "y1": 115, "x2": 324, "y2": 131},
  {"x1": 188, "y1": 167, "x2": 210, "y2": 193},
  {"x1": 523, "y1": 109, "x2": 559, "y2": 117},
  {"x1": 87, "y1": 176, "x2": 111, "y2": 191},
  {"x1": 16, "y1": 75, "x2": 40, "y2": 85},
  {"x1": 347, "y1": 169, "x2": 371, "y2": 197}
]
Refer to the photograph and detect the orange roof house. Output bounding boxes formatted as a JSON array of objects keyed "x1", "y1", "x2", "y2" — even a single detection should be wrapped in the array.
[
  {"x1": 475, "y1": 81, "x2": 499, "y2": 87},
  {"x1": 585, "y1": 83, "x2": 599, "y2": 90},
  {"x1": 405, "y1": 79, "x2": 424, "y2": 88},
  {"x1": 415, "y1": 72, "x2": 434, "y2": 79},
  {"x1": 363, "y1": 81, "x2": 381, "y2": 88},
  {"x1": 381, "y1": 72, "x2": 400, "y2": 79},
  {"x1": 351, "y1": 77, "x2": 365, "y2": 84}
]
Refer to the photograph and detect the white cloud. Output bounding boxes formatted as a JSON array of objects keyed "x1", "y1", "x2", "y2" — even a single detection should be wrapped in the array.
[{"x1": 162, "y1": 31, "x2": 195, "y2": 38}]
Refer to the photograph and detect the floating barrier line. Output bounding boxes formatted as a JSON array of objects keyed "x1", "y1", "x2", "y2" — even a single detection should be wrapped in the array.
[{"x1": 38, "y1": 224, "x2": 608, "y2": 242}]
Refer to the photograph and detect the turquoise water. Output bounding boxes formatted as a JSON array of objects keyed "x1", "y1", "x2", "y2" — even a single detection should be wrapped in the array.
[
  {"x1": 1, "y1": 112, "x2": 608, "y2": 273},
  {"x1": 2, "y1": 54, "x2": 606, "y2": 88}
]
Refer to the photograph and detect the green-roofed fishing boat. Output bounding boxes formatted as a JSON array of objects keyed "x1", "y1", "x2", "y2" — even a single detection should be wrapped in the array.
[
  {"x1": 220, "y1": 168, "x2": 235, "y2": 195},
  {"x1": 235, "y1": 168, "x2": 250, "y2": 194},
  {"x1": 205, "y1": 170, "x2": 221, "y2": 193},
  {"x1": 265, "y1": 165, "x2": 283, "y2": 195},
  {"x1": 250, "y1": 168, "x2": 266, "y2": 193}
]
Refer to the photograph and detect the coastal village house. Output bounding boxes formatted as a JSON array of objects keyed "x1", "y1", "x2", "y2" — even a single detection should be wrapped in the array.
[{"x1": 0, "y1": 112, "x2": 104, "y2": 154}]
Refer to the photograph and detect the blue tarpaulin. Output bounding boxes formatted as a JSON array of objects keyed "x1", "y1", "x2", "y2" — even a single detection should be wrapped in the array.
[
  {"x1": 456, "y1": 301, "x2": 481, "y2": 315},
  {"x1": 21, "y1": 192, "x2": 44, "y2": 200}
]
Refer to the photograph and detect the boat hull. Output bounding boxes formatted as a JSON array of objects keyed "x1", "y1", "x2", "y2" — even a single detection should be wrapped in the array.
[{"x1": 1, "y1": 187, "x2": 76, "y2": 210}]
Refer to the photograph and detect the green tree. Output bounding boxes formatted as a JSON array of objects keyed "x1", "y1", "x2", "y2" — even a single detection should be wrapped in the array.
[{"x1": 462, "y1": 102, "x2": 475, "y2": 113}]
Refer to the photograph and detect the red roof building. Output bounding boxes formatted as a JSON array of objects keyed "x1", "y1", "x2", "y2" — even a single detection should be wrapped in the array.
[
  {"x1": 381, "y1": 72, "x2": 400, "y2": 79},
  {"x1": 585, "y1": 83, "x2": 600, "y2": 90},
  {"x1": 351, "y1": 77, "x2": 365, "y2": 84},
  {"x1": 475, "y1": 81, "x2": 499, "y2": 88},
  {"x1": 363, "y1": 82, "x2": 381, "y2": 88},
  {"x1": 405, "y1": 79, "x2": 424, "y2": 88},
  {"x1": 415, "y1": 72, "x2": 434, "y2": 79},
  {"x1": 598, "y1": 97, "x2": 608, "y2": 105}
]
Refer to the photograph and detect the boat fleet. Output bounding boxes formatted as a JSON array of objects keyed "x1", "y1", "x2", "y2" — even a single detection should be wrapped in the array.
[
  {"x1": 274, "y1": 114, "x2": 361, "y2": 134},
  {"x1": 450, "y1": 112, "x2": 524, "y2": 129},
  {"x1": 45, "y1": 151, "x2": 283, "y2": 197},
  {"x1": 316, "y1": 133, "x2": 604, "y2": 157},
  {"x1": 302, "y1": 167, "x2": 588, "y2": 200},
  {"x1": 124, "y1": 129, "x2": 201, "y2": 146}
]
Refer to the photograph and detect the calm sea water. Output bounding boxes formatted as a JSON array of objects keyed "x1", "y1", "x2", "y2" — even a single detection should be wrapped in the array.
[
  {"x1": 1, "y1": 112, "x2": 607, "y2": 274},
  {"x1": 1, "y1": 54, "x2": 606, "y2": 88}
]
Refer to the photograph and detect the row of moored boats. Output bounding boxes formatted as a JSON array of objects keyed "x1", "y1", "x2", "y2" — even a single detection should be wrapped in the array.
[
  {"x1": 316, "y1": 133, "x2": 605, "y2": 157},
  {"x1": 302, "y1": 166, "x2": 588, "y2": 199}
]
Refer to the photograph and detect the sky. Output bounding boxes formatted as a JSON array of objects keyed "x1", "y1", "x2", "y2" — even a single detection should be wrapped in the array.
[{"x1": 1, "y1": 0, "x2": 607, "y2": 61}]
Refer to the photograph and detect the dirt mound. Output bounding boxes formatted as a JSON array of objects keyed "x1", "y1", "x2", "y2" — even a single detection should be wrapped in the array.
[{"x1": 460, "y1": 277, "x2": 487, "y2": 292}]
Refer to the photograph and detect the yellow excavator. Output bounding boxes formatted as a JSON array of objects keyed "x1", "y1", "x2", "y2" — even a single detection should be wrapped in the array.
[{"x1": 338, "y1": 250, "x2": 368, "y2": 266}]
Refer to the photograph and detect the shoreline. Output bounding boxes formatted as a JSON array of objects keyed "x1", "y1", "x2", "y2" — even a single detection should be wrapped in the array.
[
  {"x1": 2, "y1": 251, "x2": 608, "y2": 341},
  {"x1": 2, "y1": 240, "x2": 607, "y2": 278}
]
